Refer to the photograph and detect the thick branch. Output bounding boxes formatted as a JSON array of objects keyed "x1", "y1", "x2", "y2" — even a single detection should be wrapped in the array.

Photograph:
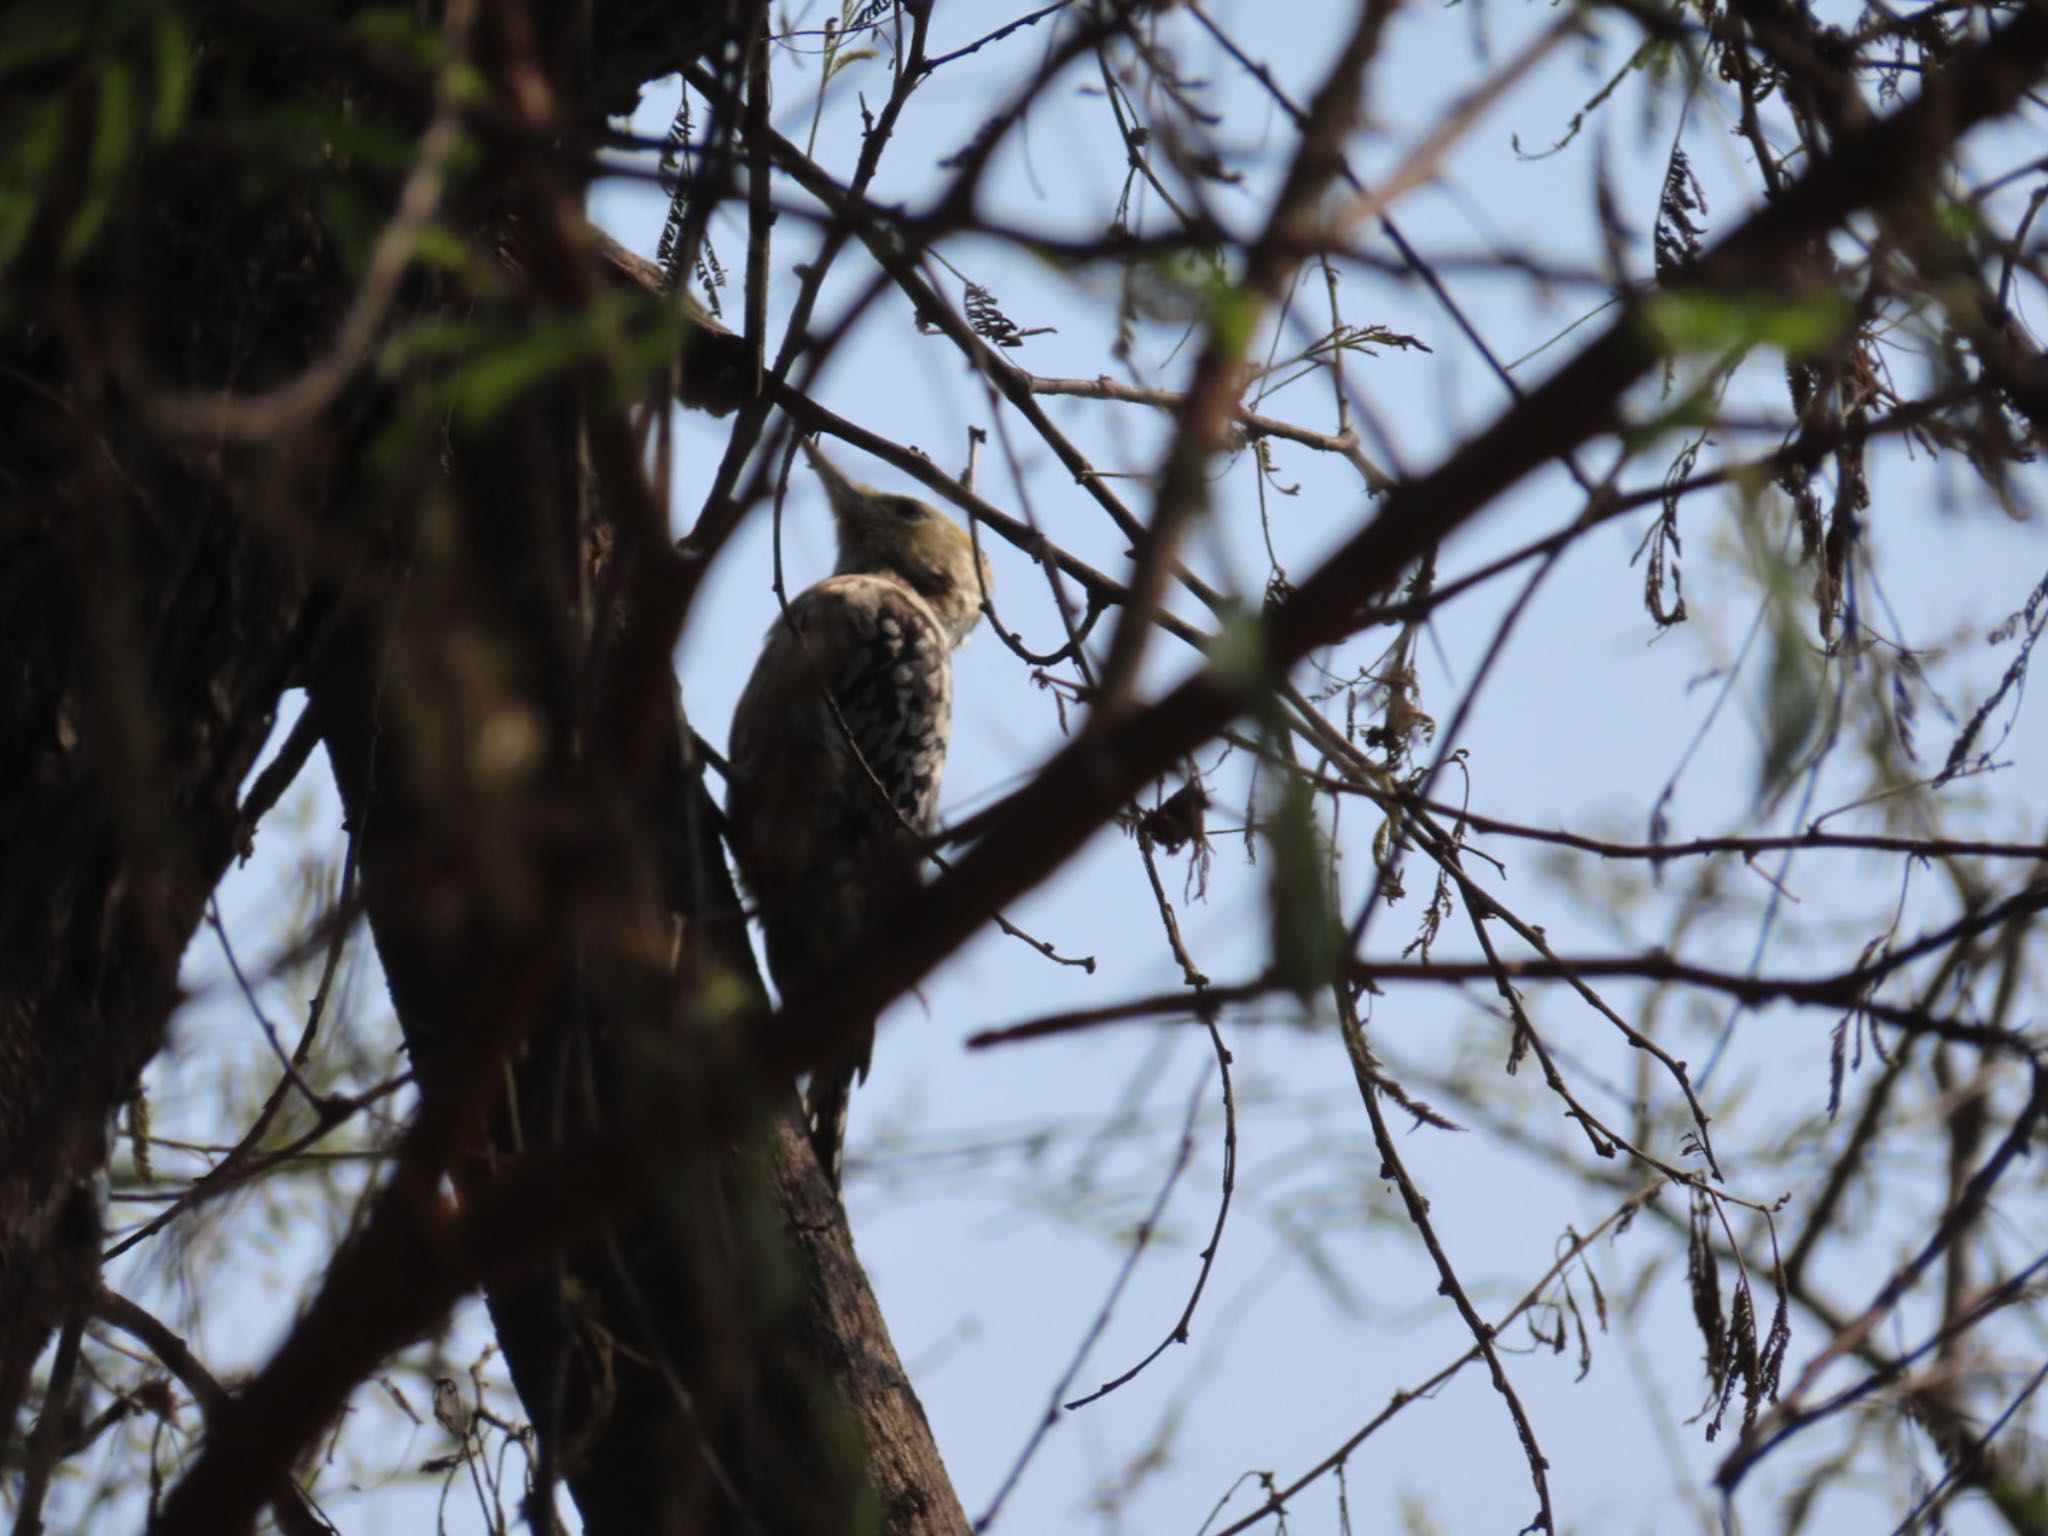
[{"x1": 775, "y1": 3, "x2": 2048, "y2": 1083}]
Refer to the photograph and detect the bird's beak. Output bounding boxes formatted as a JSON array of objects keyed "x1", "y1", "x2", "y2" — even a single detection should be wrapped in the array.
[{"x1": 800, "y1": 438, "x2": 863, "y2": 516}]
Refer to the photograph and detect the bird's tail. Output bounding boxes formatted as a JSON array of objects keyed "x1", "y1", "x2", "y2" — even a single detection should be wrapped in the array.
[{"x1": 804, "y1": 1064, "x2": 858, "y2": 1191}]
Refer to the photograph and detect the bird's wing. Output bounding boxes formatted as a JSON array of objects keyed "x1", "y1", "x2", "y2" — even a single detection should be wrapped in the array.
[
  {"x1": 727, "y1": 574, "x2": 954, "y2": 894},
  {"x1": 807, "y1": 574, "x2": 954, "y2": 837}
]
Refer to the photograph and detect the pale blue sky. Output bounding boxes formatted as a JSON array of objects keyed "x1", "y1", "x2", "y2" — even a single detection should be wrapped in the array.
[{"x1": 87, "y1": 4, "x2": 2048, "y2": 1534}]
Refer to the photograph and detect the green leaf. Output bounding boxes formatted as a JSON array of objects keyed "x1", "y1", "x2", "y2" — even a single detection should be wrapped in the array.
[
  {"x1": 444, "y1": 321, "x2": 588, "y2": 423},
  {"x1": 317, "y1": 179, "x2": 380, "y2": 272},
  {"x1": 0, "y1": 97, "x2": 64, "y2": 270},
  {"x1": 824, "y1": 46, "x2": 876, "y2": 82},
  {"x1": 1756, "y1": 604, "x2": 1821, "y2": 802},
  {"x1": 1266, "y1": 773, "x2": 1341, "y2": 998},
  {"x1": 1123, "y1": 245, "x2": 1228, "y2": 327},
  {"x1": 92, "y1": 53, "x2": 138, "y2": 173},
  {"x1": 380, "y1": 291, "x2": 682, "y2": 425},
  {"x1": 1207, "y1": 606, "x2": 1268, "y2": 699},
  {"x1": 0, "y1": 11, "x2": 88, "y2": 79},
  {"x1": 349, "y1": 6, "x2": 443, "y2": 65},
  {"x1": 408, "y1": 223, "x2": 481, "y2": 276},
  {"x1": 149, "y1": 8, "x2": 193, "y2": 140},
  {"x1": 444, "y1": 61, "x2": 490, "y2": 106},
  {"x1": 63, "y1": 57, "x2": 141, "y2": 263},
  {"x1": 1935, "y1": 194, "x2": 1984, "y2": 241},
  {"x1": 1206, "y1": 280, "x2": 1258, "y2": 358},
  {"x1": 377, "y1": 314, "x2": 482, "y2": 375},
  {"x1": 1643, "y1": 288, "x2": 1854, "y2": 360}
]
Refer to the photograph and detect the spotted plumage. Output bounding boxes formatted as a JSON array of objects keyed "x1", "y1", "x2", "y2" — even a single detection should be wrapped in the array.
[{"x1": 725, "y1": 441, "x2": 990, "y2": 1188}]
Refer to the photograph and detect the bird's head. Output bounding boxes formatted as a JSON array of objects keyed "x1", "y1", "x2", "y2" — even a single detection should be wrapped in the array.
[{"x1": 804, "y1": 439, "x2": 992, "y2": 646}]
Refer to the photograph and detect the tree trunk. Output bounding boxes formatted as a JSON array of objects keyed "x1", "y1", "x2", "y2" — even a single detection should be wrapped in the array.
[{"x1": 0, "y1": 3, "x2": 967, "y2": 1530}]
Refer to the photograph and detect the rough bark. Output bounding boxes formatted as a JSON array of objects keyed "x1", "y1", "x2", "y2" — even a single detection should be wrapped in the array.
[
  {"x1": 0, "y1": 28, "x2": 340, "y2": 1430},
  {"x1": 0, "y1": 3, "x2": 967, "y2": 1532},
  {"x1": 306, "y1": 414, "x2": 967, "y2": 1531}
]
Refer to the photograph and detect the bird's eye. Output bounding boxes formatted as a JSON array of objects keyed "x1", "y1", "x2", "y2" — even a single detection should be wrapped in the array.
[{"x1": 890, "y1": 497, "x2": 927, "y2": 521}]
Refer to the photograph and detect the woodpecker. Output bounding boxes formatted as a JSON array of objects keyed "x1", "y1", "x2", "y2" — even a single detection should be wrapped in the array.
[{"x1": 726, "y1": 440, "x2": 991, "y2": 1188}]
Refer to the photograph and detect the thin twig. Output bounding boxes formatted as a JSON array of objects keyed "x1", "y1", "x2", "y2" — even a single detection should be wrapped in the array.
[
  {"x1": 1063, "y1": 1012, "x2": 1237, "y2": 1411},
  {"x1": 93, "y1": 1289, "x2": 336, "y2": 1536},
  {"x1": 11, "y1": 1312, "x2": 83, "y2": 1536},
  {"x1": 1201, "y1": 1180, "x2": 1665, "y2": 1536},
  {"x1": 1335, "y1": 986, "x2": 1555, "y2": 1531},
  {"x1": 973, "y1": 1066, "x2": 1210, "y2": 1533}
]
